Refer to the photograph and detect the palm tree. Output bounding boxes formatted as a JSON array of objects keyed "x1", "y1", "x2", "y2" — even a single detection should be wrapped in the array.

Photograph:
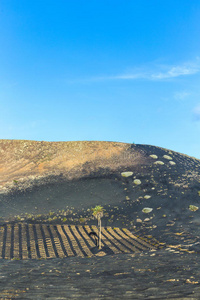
[{"x1": 91, "y1": 205, "x2": 104, "y2": 249}]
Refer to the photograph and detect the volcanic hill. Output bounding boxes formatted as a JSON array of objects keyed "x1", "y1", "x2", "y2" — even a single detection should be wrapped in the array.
[{"x1": 0, "y1": 139, "x2": 200, "y2": 248}]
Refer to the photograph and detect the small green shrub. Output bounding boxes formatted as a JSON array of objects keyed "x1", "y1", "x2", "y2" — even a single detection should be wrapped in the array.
[{"x1": 79, "y1": 218, "x2": 85, "y2": 223}]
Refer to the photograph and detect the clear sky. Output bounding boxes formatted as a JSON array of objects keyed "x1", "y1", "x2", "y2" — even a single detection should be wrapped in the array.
[{"x1": 1, "y1": 1, "x2": 200, "y2": 158}]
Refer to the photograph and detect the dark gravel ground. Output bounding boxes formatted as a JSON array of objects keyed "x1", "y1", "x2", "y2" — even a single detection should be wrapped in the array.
[{"x1": 0, "y1": 250, "x2": 200, "y2": 299}]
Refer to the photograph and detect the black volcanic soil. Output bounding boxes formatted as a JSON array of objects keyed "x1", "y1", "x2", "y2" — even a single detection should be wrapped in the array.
[
  {"x1": 1, "y1": 251, "x2": 200, "y2": 299},
  {"x1": 0, "y1": 140, "x2": 200, "y2": 299}
]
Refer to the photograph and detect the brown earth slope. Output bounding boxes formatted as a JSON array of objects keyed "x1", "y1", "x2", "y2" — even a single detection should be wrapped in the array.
[{"x1": 0, "y1": 140, "x2": 146, "y2": 193}]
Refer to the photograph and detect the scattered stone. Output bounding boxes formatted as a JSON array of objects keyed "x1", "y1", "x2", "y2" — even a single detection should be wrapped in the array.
[
  {"x1": 154, "y1": 161, "x2": 164, "y2": 165},
  {"x1": 121, "y1": 172, "x2": 133, "y2": 177},
  {"x1": 186, "y1": 279, "x2": 199, "y2": 284},
  {"x1": 126, "y1": 196, "x2": 130, "y2": 201},
  {"x1": 189, "y1": 205, "x2": 199, "y2": 212},
  {"x1": 133, "y1": 179, "x2": 141, "y2": 185},
  {"x1": 166, "y1": 279, "x2": 177, "y2": 282},
  {"x1": 95, "y1": 251, "x2": 106, "y2": 257},
  {"x1": 79, "y1": 218, "x2": 85, "y2": 223},
  {"x1": 144, "y1": 195, "x2": 151, "y2": 199},
  {"x1": 163, "y1": 155, "x2": 172, "y2": 160},
  {"x1": 144, "y1": 218, "x2": 150, "y2": 222},
  {"x1": 169, "y1": 161, "x2": 176, "y2": 165},
  {"x1": 142, "y1": 208, "x2": 153, "y2": 213},
  {"x1": 150, "y1": 154, "x2": 158, "y2": 159},
  {"x1": 136, "y1": 218, "x2": 143, "y2": 223}
]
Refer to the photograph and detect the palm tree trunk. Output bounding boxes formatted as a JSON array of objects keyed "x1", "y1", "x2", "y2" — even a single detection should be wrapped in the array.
[{"x1": 99, "y1": 218, "x2": 101, "y2": 249}]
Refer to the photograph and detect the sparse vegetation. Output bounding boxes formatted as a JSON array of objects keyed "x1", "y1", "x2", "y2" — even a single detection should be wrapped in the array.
[{"x1": 79, "y1": 217, "x2": 85, "y2": 223}]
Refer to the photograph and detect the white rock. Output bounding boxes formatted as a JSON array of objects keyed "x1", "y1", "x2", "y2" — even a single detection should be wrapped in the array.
[
  {"x1": 144, "y1": 195, "x2": 151, "y2": 199},
  {"x1": 142, "y1": 207, "x2": 153, "y2": 213},
  {"x1": 136, "y1": 218, "x2": 143, "y2": 223},
  {"x1": 163, "y1": 155, "x2": 172, "y2": 160},
  {"x1": 189, "y1": 205, "x2": 199, "y2": 212},
  {"x1": 154, "y1": 161, "x2": 164, "y2": 165},
  {"x1": 169, "y1": 161, "x2": 176, "y2": 165},
  {"x1": 121, "y1": 171, "x2": 133, "y2": 177},
  {"x1": 150, "y1": 154, "x2": 158, "y2": 159},
  {"x1": 133, "y1": 179, "x2": 141, "y2": 185}
]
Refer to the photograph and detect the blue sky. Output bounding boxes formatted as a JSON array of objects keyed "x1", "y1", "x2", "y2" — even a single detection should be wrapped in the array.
[{"x1": 0, "y1": 0, "x2": 200, "y2": 158}]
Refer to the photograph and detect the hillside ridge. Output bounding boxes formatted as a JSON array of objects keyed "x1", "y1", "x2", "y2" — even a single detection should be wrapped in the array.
[{"x1": 0, "y1": 139, "x2": 199, "y2": 194}]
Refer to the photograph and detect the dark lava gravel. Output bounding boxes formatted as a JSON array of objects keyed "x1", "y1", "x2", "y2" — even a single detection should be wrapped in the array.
[{"x1": 0, "y1": 250, "x2": 200, "y2": 299}]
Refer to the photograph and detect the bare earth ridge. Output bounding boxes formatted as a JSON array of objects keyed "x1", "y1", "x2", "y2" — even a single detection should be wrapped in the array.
[{"x1": 0, "y1": 140, "x2": 145, "y2": 193}]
